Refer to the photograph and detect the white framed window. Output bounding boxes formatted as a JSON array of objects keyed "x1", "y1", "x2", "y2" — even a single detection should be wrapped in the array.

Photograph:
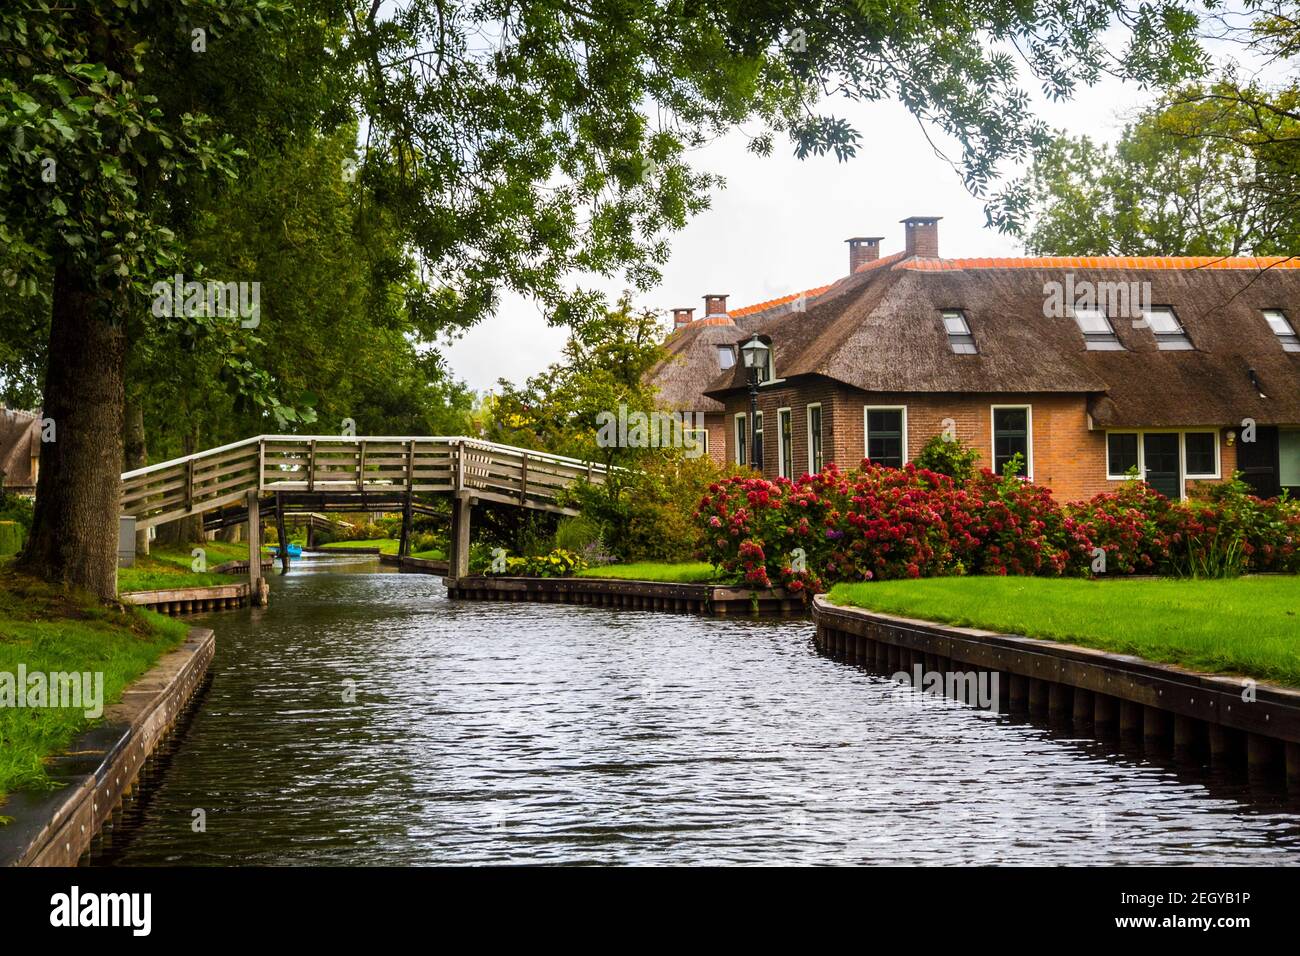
[
  {"x1": 806, "y1": 403, "x2": 824, "y2": 474},
  {"x1": 941, "y1": 310, "x2": 977, "y2": 354},
  {"x1": 777, "y1": 408, "x2": 793, "y2": 477},
  {"x1": 1073, "y1": 307, "x2": 1123, "y2": 349},
  {"x1": 1142, "y1": 306, "x2": 1193, "y2": 350},
  {"x1": 990, "y1": 405, "x2": 1032, "y2": 479},
  {"x1": 717, "y1": 345, "x2": 736, "y2": 369},
  {"x1": 684, "y1": 428, "x2": 709, "y2": 457},
  {"x1": 753, "y1": 411, "x2": 764, "y2": 470},
  {"x1": 1105, "y1": 432, "x2": 1140, "y2": 479},
  {"x1": 1183, "y1": 431, "x2": 1219, "y2": 479},
  {"x1": 1263, "y1": 309, "x2": 1300, "y2": 352},
  {"x1": 1103, "y1": 430, "x2": 1221, "y2": 496},
  {"x1": 1281, "y1": 429, "x2": 1300, "y2": 488},
  {"x1": 864, "y1": 406, "x2": 908, "y2": 468},
  {"x1": 734, "y1": 413, "x2": 747, "y2": 466}
]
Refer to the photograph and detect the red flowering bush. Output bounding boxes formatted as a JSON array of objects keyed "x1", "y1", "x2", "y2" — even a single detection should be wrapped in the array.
[
  {"x1": 695, "y1": 459, "x2": 1299, "y2": 590},
  {"x1": 1245, "y1": 496, "x2": 1300, "y2": 572},
  {"x1": 1163, "y1": 477, "x2": 1300, "y2": 577},
  {"x1": 1065, "y1": 480, "x2": 1171, "y2": 574},
  {"x1": 821, "y1": 463, "x2": 983, "y2": 582},
  {"x1": 698, "y1": 462, "x2": 983, "y2": 595},
  {"x1": 695, "y1": 475, "x2": 792, "y2": 590},
  {"x1": 967, "y1": 466, "x2": 1083, "y2": 576}
]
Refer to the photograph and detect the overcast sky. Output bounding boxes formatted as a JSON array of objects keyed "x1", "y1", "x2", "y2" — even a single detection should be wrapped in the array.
[{"x1": 440, "y1": 31, "x2": 1248, "y2": 393}]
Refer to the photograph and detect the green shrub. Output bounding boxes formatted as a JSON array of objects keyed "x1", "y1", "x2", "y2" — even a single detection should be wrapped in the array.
[
  {"x1": 1163, "y1": 476, "x2": 1300, "y2": 578},
  {"x1": 0, "y1": 491, "x2": 34, "y2": 531},
  {"x1": 555, "y1": 515, "x2": 601, "y2": 552},
  {"x1": 571, "y1": 454, "x2": 739, "y2": 563},
  {"x1": 312, "y1": 526, "x2": 342, "y2": 546},
  {"x1": 478, "y1": 547, "x2": 586, "y2": 577},
  {"x1": 913, "y1": 433, "x2": 981, "y2": 483},
  {"x1": 410, "y1": 531, "x2": 440, "y2": 554},
  {"x1": 0, "y1": 521, "x2": 24, "y2": 557}
]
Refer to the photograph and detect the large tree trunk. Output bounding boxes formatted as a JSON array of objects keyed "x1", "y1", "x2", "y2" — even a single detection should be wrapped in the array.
[
  {"x1": 123, "y1": 398, "x2": 150, "y2": 556},
  {"x1": 19, "y1": 261, "x2": 126, "y2": 600}
]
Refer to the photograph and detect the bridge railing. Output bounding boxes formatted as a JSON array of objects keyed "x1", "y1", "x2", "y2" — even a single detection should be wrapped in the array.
[
  {"x1": 121, "y1": 436, "x2": 607, "y2": 528},
  {"x1": 121, "y1": 436, "x2": 262, "y2": 530}
]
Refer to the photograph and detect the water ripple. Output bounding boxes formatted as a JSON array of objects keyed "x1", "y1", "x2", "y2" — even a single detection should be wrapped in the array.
[{"x1": 95, "y1": 568, "x2": 1300, "y2": 866}]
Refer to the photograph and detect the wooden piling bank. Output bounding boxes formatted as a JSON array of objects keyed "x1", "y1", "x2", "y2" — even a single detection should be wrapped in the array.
[
  {"x1": 398, "y1": 555, "x2": 449, "y2": 574},
  {"x1": 812, "y1": 596, "x2": 1300, "y2": 792},
  {"x1": 120, "y1": 583, "x2": 251, "y2": 616},
  {"x1": 444, "y1": 575, "x2": 805, "y2": 616},
  {"x1": 0, "y1": 628, "x2": 215, "y2": 867}
]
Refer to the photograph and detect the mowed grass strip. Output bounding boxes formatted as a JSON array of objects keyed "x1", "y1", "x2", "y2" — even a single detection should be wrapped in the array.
[
  {"x1": 578, "y1": 561, "x2": 719, "y2": 583},
  {"x1": 117, "y1": 541, "x2": 246, "y2": 594},
  {"x1": 319, "y1": 538, "x2": 396, "y2": 552},
  {"x1": 319, "y1": 539, "x2": 444, "y2": 560},
  {"x1": 0, "y1": 567, "x2": 190, "y2": 801},
  {"x1": 827, "y1": 576, "x2": 1300, "y2": 687}
]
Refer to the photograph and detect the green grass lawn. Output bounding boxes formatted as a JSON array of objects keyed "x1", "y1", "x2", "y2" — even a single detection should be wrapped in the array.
[
  {"x1": 319, "y1": 538, "x2": 396, "y2": 553},
  {"x1": 319, "y1": 539, "x2": 444, "y2": 560},
  {"x1": 827, "y1": 576, "x2": 1300, "y2": 687},
  {"x1": 578, "y1": 561, "x2": 720, "y2": 583},
  {"x1": 117, "y1": 541, "x2": 246, "y2": 594},
  {"x1": 0, "y1": 567, "x2": 190, "y2": 803}
]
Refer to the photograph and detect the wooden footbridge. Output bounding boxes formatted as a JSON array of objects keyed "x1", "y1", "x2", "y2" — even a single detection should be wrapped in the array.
[{"x1": 119, "y1": 436, "x2": 608, "y2": 598}]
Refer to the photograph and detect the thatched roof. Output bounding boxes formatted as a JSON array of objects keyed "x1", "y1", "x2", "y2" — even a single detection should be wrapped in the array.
[
  {"x1": 651, "y1": 319, "x2": 746, "y2": 413},
  {"x1": 693, "y1": 255, "x2": 1300, "y2": 427},
  {"x1": 648, "y1": 255, "x2": 904, "y2": 411},
  {"x1": 0, "y1": 406, "x2": 40, "y2": 490}
]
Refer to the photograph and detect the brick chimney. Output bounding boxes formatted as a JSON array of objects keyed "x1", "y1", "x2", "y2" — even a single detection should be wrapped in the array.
[
  {"x1": 672, "y1": 307, "x2": 695, "y2": 328},
  {"x1": 704, "y1": 294, "x2": 728, "y2": 316},
  {"x1": 846, "y1": 236, "x2": 884, "y2": 273},
  {"x1": 901, "y1": 216, "x2": 941, "y2": 258}
]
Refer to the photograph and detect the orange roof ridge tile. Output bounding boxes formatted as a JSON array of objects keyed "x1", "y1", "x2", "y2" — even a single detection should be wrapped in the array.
[
  {"x1": 715, "y1": 252, "x2": 1300, "y2": 325},
  {"x1": 895, "y1": 255, "x2": 1300, "y2": 271},
  {"x1": 729, "y1": 283, "x2": 834, "y2": 318},
  {"x1": 855, "y1": 250, "x2": 909, "y2": 273}
]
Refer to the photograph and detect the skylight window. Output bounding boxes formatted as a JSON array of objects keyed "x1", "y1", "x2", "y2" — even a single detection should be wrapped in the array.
[
  {"x1": 1073, "y1": 308, "x2": 1123, "y2": 350},
  {"x1": 1142, "y1": 307, "x2": 1193, "y2": 350},
  {"x1": 1263, "y1": 310, "x2": 1300, "y2": 352},
  {"x1": 941, "y1": 310, "x2": 977, "y2": 354}
]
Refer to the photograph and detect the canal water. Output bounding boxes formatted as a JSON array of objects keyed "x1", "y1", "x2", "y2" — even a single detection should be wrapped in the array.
[{"x1": 96, "y1": 557, "x2": 1300, "y2": 865}]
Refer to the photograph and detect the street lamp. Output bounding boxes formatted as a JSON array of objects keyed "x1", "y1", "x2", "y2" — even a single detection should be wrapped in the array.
[{"x1": 740, "y1": 334, "x2": 769, "y2": 472}]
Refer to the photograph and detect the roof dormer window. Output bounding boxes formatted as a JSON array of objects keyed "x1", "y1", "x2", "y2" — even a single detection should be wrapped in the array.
[
  {"x1": 1263, "y1": 309, "x2": 1300, "y2": 352},
  {"x1": 941, "y1": 310, "x2": 977, "y2": 354},
  {"x1": 1073, "y1": 308, "x2": 1123, "y2": 350},
  {"x1": 717, "y1": 345, "x2": 736, "y2": 369},
  {"x1": 1142, "y1": 306, "x2": 1193, "y2": 350}
]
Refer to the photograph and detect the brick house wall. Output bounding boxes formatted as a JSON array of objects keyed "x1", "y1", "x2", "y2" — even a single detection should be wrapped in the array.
[
  {"x1": 703, "y1": 412, "x2": 726, "y2": 466},
  {"x1": 721, "y1": 376, "x2": 1236, "y2": 502}
]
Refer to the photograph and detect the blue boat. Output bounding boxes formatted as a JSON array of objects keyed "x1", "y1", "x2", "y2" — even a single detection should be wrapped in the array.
[{"x1": 269, "y1": 544, "x2": 304, "y2": 557}]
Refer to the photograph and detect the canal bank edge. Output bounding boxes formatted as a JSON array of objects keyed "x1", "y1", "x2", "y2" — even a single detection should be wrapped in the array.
[
  {"x1": 812, "y1": 595, "x2": 1300, "y2": 789},
  {"x1": 443, "y1": 574, "x2": 806, "y2": 615},
  {"x1": 121, "y1": 583, "x2": 251, "y2": 615},
  {"x1": 0, "y1": 628, "x2": 215, "y2": 867}
]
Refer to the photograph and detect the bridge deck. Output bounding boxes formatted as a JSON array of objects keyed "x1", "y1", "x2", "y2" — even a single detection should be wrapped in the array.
[{"x1": 120, "y1": 435, "x2": 607, "y2": 529}]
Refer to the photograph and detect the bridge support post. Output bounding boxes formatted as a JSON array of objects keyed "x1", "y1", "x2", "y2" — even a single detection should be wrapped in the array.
[
  {"x1": 246, "y1": 490, "x2": 267, "y2": 606},
  {"x1": 449, "y1": 492, "x2": 471, "y2": 581},
  {"x1": 398, "y1": 491, "x2": 414, "y2": 559},
  {"x1": 275, "y1": 493, "x2": 290, "y2": 574}
]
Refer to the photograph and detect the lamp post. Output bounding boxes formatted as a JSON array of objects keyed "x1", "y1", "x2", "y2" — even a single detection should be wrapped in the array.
[{"x1": 740, "y1": 334, "x2": 769, "y2": 472}]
